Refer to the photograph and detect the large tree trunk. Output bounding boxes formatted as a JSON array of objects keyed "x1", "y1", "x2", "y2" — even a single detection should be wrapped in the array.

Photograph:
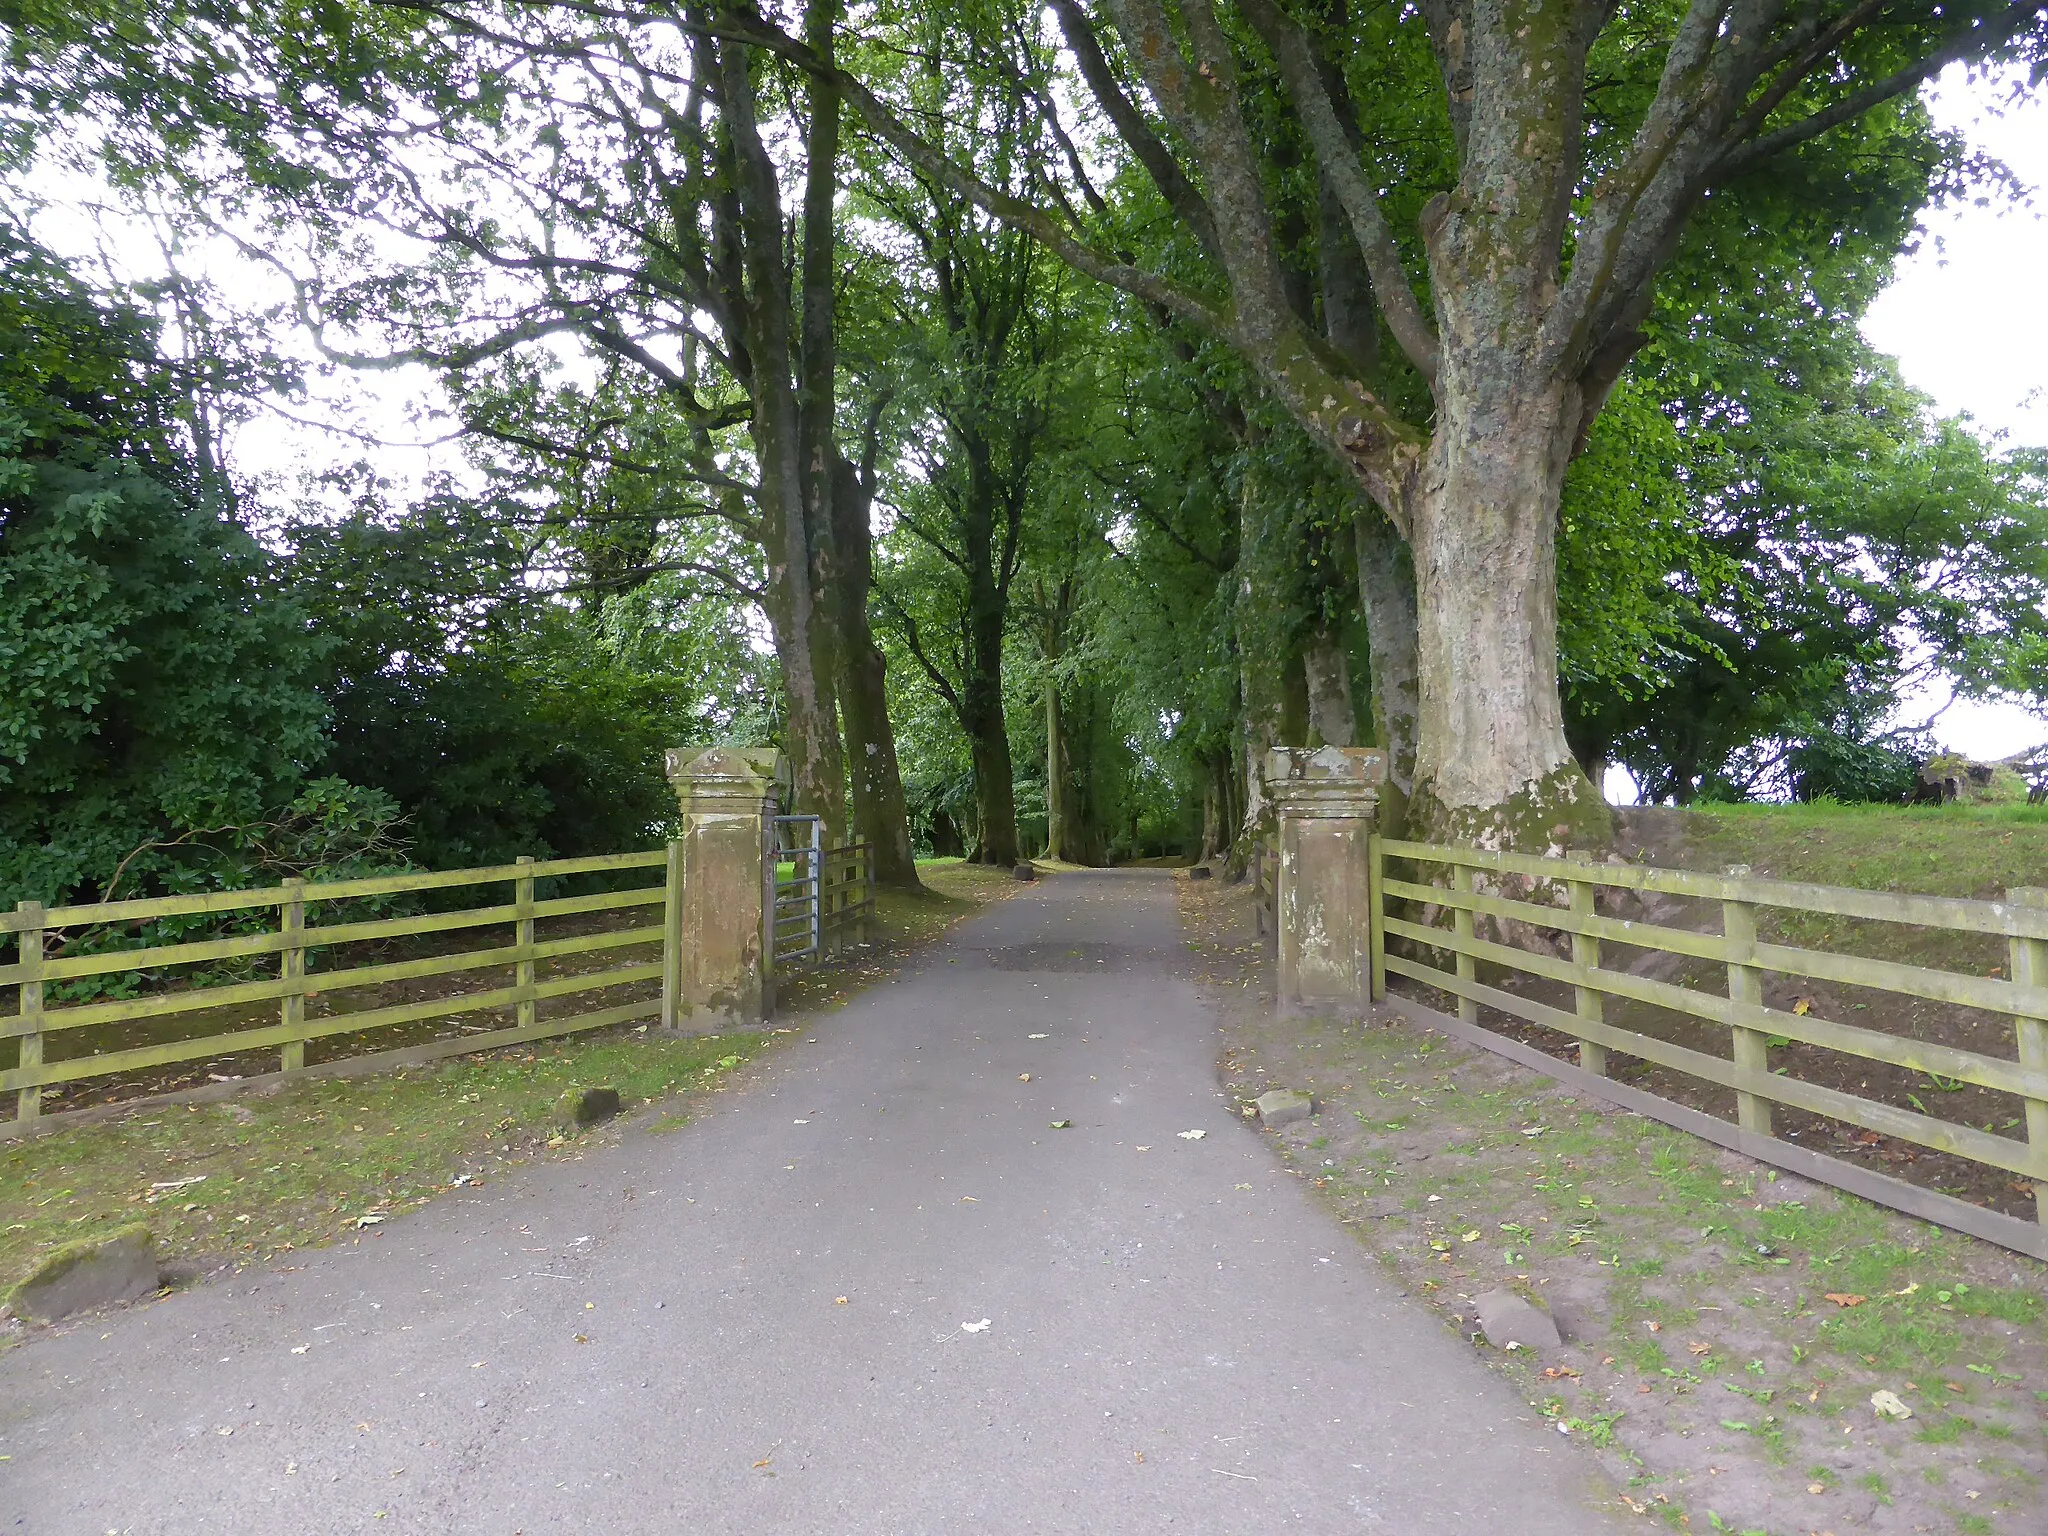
[
  {"x1": 1355, "y1": 507, "x2": 1418, "y2": 835},
  {"x1": 1042, "y1": 671, "x2": 1071, "y2": 862},
  {"x1": 750, "y1": 384, "x2": 844, "y2": 839},
  {"x1": 1302, "y1": 621, "x2": 1355, "y2": 747},
  {"x1": 1406, "y1": 368, "x2": 1608, "y2": 850},
  {"x1": 830, "y1": 455, "x2": 921, "y2": 888},
  {"x1": 709, "y1": 16, "x2": 845, "y2": 840},
  {"x1": 963, "y1": 684, "x2": 1019, "y2": 867}
]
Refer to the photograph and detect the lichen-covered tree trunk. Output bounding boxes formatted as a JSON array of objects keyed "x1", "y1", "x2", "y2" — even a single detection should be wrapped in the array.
[
  {"x1": 707, "y1": 10, "x2": 846, "y2": 842},
  {"x1": 1301, "y1": 620, "x2": 1354, "y2": 748},
  {"x1": 754, "y1": 411, "x2": 844, "y2": 840},
  {"x1": 830, "y1": 455, "x2": 920, "y2": 888},
  {"x1": 1355, "y1": 508, "x2": 1418, "y2": 836},
  {"x1": 1406, "y1": 364, "x2": 1606, "y2": 850}
]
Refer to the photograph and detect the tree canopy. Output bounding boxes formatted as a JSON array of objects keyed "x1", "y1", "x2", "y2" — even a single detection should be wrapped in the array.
[{"x1": 1, "y1": 0, "x2": 2043, "y2": 905}]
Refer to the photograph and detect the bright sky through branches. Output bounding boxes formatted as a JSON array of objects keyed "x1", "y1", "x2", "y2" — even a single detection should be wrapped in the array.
[{"x1": 1865, "y1": 64, "x2": 2048, "y2": 762}]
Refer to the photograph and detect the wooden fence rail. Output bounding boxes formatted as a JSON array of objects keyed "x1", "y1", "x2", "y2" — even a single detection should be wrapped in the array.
[
  {"x1": 1370, "y1": 835, "x2": 2048, "y2": 1260},
  {"x1": 3, "y1": 849, "x2": 678, "y2": 1139}
]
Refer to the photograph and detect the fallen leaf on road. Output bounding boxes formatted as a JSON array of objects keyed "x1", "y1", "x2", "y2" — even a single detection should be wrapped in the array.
[
  {"x1": 1135, "y1": 1146, "x2": 1151, "y2": 1152},
  {"x1": 1051, "y1": 1119, "x2": 1073, "y2": 1129},
  {"x1": 572, "y1": 1334, "x2": 589, "y2": 1345},
  {"x1": 1461, "y1": 1230, "x2": 1481, "y2": 1243},
  {"x1": 1824, "y1": 1293, "x2": 1866, "y2": 1307},
  {"x1": 961, "y1": 1319, "x2": 992, "y2": 1334},
  {"x1": 1870, "y1": 1389, "x2": 1912, "y2": 1420},
  {"x1": 753, "y1": 1456, "x2": 772, "y2": 1469},
  {"x1": 1808, "y1": 1483, "x2": 1827, "y2": 1494},
  {"x1": 1177, "y1": 1130, "x2": 1207, "y2": 1140},
  {"x1": 1644, "y1": 1321, "x2": 1662, "y2": 1333},
  {"x1": 1689, "y1": 1341, "x2": 1711, "y2": 1356},
  {"x1": 1542, "y1": 1366, "x2": 1581, "y2": 1380},
  {"x1": 1018, "y1": 1073, "x2": 1031, "y2": 1082},
  {"x1": 1028, "y1": 1033, "x2": 1049, "y2": 1040},
  {"x1": 291, "y1": 1345, "x2": 308, "y2": 1355},
  {"x1": 1792, "y1": 997, "x2": 1815, "y2": 1015},
  {"x1": 835, "y1": 1297, "x2": 848, "y2": 1305}
]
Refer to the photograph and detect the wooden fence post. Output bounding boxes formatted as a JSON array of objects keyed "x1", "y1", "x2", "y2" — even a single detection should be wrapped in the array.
[
  {"x1": 14, "y1": 901, "x2": 44, "y2": 1124},
  {"x1": 1367, "y1": 833, "x2": 1386, "y2": 1004},
  {"x1": 662, "y1": 838, "x2": 685, "y2": 1030},
  {"x1": 2007, "y1": 887, "x2": 2048, "y2": 1225},
  {"x1": 1452, "y1": 863, "x2": 1478, "y2": 1024},
  {"x1": 1722, "y1": 874, "x2": 1772, "y2": 1136},
  {"x1": 515, "y1": 856, "x2": 536, "y2": 1033},
  {"x1": 280, "y1": 879, "x2": 307, "y2": 1073},
  {"x1": 1568, "y1": 875, "x2": 1608, "y2": 1077}
]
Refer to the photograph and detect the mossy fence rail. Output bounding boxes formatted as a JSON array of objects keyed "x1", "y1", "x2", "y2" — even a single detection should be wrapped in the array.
[
  {"x1": 1370, "y1": 837, "x2": 2048, "y2": 1261},
  {"x1": 1, "y1": 840, "x2": 872, "y2": 1141}
]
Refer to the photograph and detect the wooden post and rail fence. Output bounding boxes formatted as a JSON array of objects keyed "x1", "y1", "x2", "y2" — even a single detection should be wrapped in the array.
[
  {"x1": 1241, "y1": 747, "x2": 2048, "y2": 1260},
  {"x1": 2, "y1": 746, "x2": 874, "y2": 1142}
]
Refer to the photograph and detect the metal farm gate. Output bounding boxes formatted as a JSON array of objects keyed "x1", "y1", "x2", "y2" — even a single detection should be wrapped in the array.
[{"x1": 768, "y1": 815, "x2": 876, "y2": 974}]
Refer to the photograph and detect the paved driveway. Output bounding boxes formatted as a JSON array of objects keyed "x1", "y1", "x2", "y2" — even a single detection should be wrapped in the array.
[{"x1": 0, "y1": 870, "x2": 1619, "y2": 1533}]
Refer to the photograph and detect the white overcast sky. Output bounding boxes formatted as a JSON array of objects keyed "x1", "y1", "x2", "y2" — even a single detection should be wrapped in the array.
[{"x1": 1862, "y1": 63, "x2": 2048, "y2": 763}]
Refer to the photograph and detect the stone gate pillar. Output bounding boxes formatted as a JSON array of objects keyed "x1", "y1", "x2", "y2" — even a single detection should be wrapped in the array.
[
  {"x1": 1265, "y1": 746, "x2": 1386, "y2": 1014},
  {"x1": 662, "y1": 746, "x2": 785, "y2": 1029}
]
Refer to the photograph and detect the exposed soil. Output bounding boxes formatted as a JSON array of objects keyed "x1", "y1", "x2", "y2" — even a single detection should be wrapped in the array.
[{"x1": 1182, "y1": 869, "x2": 2048, "y2": 1536}]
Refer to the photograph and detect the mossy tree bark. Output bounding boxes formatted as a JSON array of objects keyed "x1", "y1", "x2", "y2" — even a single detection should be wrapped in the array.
[
  {"x1": 830, "y1": 443, "x2": 921, "y2": 888},
  {"x1": 747, "y1": 0, "x2": 2042, "y2": 850},
  {"x1": 708, "y1": 13, "x2": 845, "y2": 842}
]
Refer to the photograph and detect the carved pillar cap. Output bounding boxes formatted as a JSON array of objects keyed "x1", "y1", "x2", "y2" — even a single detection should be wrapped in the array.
[
  {"x1": 1262, "y1": 746, "x2": 1385, "y2": 819},
  {"x1": 665, "y1": 746, "x2": 789, "y2": 806}
]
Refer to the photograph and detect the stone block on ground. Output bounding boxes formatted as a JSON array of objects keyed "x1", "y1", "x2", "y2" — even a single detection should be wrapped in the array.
[
  {"x1": 1472, "y1": 1288, "x2": 1561, "y2": 1352},
  {"x1": 1012, "y1": 862, "x2": 1039, "y2": 881},
  {"x1": 555, "y1": 1086, "x2": 622, "y2": 1132},
  {"x1": 1187, "y1": 865, "x2": 1213, "y2": 881},
  {"x1": 7, "y1": 1223, "x2": 158, "y2": 1325},
  {"x1": 1254, "y1": 1088, "x2": 1315, "y2": 1128}
]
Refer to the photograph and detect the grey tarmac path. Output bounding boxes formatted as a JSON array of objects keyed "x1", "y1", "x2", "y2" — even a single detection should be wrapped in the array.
[{"x1": 1, "y1": 869, "x2": 1622, "y2": 1535}]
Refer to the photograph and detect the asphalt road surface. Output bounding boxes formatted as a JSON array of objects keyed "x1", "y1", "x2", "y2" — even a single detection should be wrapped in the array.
[{"x1": 1, "y1": 870, "x2": 1619, "y2": 1533}]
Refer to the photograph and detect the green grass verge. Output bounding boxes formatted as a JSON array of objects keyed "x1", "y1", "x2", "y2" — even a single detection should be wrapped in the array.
[{"x1": 0, "y1": 1030, "x2": 764, "y2": 1305}]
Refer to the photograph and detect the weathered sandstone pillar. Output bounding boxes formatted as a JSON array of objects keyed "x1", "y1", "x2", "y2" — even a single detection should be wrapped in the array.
[
  {"x1": 1265, "y1": 746, "x2": 1386, "y2": 1013},
  {"x1": 662, "y1": 746, "x2": 784, "y2": 1029}
]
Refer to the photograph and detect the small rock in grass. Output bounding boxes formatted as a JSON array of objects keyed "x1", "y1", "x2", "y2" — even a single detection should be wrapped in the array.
[
  {"x1": 1012, "y1": 862, "x2": 1039, "y2": 881},
  {"x1": 555, "y1": 1086, "x2": 623, "y2": 1132},
  {"x1": 1473, "y1": 1289, "x2": 1562, "y2": 1353},
  {"x1": 1255, "y1": 1089, "x2": 1315, "y2": 1128},
  {"x1": 7, "y1": 1223, "x2": 159, "y2": 1325},
  {"x1": 1188, "y1": 866, "x2": 1213, "y2": 881},
  {"x1": 1754, "y1": 1173, "x2": 1819, "y2": 1207}
]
